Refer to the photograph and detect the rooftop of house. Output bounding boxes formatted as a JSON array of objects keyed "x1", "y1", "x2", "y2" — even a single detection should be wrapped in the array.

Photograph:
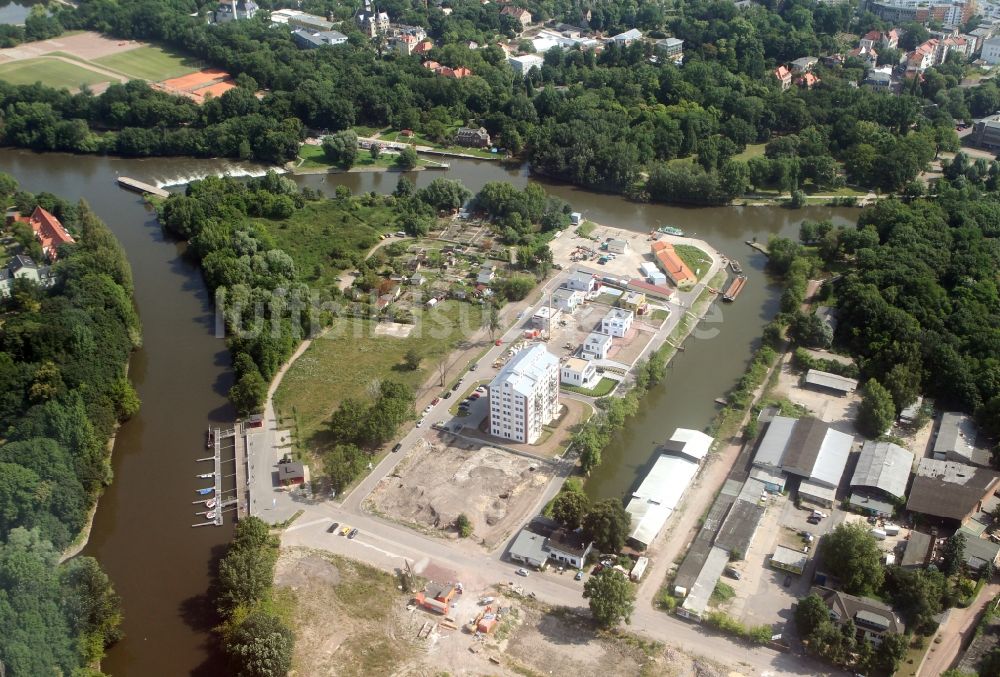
[
  {"x1": 562, "y1": 357, "x2": 592, "y2": 373},
  {"x1": 906, "y1": 458, "x2": 1000, "y2": 521},
  {"x1": 850, "y1": 440, "x2": 914, "y2": 499},
  {"x1": 935, "y1": 412, "x2": 986, "y2": 465},
  {"x1": 814, "y1": 586, "x2": 904, "y2": 635},
  {"x1": 585, "y1": 331, "x2": 612, "y2": 346}
]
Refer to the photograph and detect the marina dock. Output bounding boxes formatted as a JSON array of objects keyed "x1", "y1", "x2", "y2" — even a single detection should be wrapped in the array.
[
  {"x1": 116, "y1": 176, "x2": 170, "y2": 199},
  {"x1": 722, "y1": 275, "x2": 747, "y2": 302},
  {"x1": 193, "y1": 425, "x2": 250, "y2": 527}
]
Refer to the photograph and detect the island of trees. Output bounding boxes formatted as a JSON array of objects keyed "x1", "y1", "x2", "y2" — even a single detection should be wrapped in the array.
[{"x1": 0, "y1": 175, "x2": 140, "y2": 675}]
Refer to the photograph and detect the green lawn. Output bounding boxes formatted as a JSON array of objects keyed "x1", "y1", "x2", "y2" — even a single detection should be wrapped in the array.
[
  {"x1": 273, "y1": 300, "x2": 485, "y2": 445},
  {"x1": 0, "y1": 58, "x2": 109, "y2": 89},
  {"x1": 255, "y1": 199, "x2": 398, "y2": 289},
  {"x1": 94, "y1": 45, "x2": 201, "y2": 81},
  {"x1": 733, "y1": 143, "x2": 767, "y2": 162},
  {"x1": 297, "y1": 143, "x2": 440, "y2": 171},
  {"x1": 673, "y1": 244, "x2": 712, "y2": 281},
  {"x1": 561, "y1": 377, "x2": 618, "y2": 397}
]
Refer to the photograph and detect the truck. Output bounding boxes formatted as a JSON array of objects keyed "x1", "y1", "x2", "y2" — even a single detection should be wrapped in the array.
[
  {"x1": 630, "y1": 556, "x2": 649, "y2": 582},
  {"x1": 871, "y1": 528, "x2": 887, "y2": 541},
  {"x1": 884, "y1": 524, "x2": 900, "y2": 536}
]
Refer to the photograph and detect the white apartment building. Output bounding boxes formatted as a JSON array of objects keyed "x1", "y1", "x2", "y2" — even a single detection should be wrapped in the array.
[
  {"x1": 583, "y1": 331, "x2": 612, "y2": 359},
  {"x1": 489, "y1": 344, "x2": 560, "y2": 444},
  {"x1": 601, "y1": 308, "x2": 633, "y2": 337},
  {"x1": 983, "y1": 36, "x2": 1000, "y2": 63}
]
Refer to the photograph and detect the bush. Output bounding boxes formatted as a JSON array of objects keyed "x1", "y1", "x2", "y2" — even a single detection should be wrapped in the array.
[{"x1": 456, "y1": 513, "x2": 473, "y2": 538}]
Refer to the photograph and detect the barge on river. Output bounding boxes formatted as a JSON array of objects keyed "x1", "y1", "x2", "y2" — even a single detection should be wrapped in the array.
[{"x1": 722, "y1": 275, "x2": 747, "y2": 302}]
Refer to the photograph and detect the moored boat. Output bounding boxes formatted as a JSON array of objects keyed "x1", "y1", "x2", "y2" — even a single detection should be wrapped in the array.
[
  {"x1": 658, "y1": 225, "x2": 685, "y2": 236},
  {"x1": 197, "y1": 487, "x2": 214, "y2": 495},
  {"x1": 197, "y1": 473, "x2": 213, "y2": 479},
  {"x1": 729, "y1": 259, "x2": 743, "y2": 274}
]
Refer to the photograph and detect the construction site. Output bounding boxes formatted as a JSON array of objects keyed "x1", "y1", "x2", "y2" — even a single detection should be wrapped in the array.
[{"x1": 364, "y1": 433, "x2": 556, "y2": 550}]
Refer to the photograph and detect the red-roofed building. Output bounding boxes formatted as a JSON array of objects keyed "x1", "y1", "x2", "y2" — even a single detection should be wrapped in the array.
[
  {"x1": 774, "y1": 65, "x2": 792, "y2": 91},
  {"x1": 422, "y1": 60, "x2": 441, "y2": 69},
  {"x1": 501, "y1": 5, "x2": 532, "y2": 29},
  {"x1": 848, "y1": 45, "x2": 878, "y2": 69},
  {"x1": 650, "y1": 241, "x2": 696, "y2": 287},
  {"x1": 452, "y1": 66, "x2": 473, "y2": 78},
  {"x1": 11, "y1": 206, "x2": 75, "y2": 261},
  {"x1": 413, "y1": 39, "x2": 435, "y2": 55},
  {"x1": 796, "y1": 72, "x2": 821, "y2": 89}
]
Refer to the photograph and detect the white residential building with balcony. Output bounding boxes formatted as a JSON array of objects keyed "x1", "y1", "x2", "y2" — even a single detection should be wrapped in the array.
[
  {"x1": 601, "y1": 308, "x2": 633, "y2": 337},
  {"x1": 489, "y1": 344, "x2": 560, "y2": 444}
]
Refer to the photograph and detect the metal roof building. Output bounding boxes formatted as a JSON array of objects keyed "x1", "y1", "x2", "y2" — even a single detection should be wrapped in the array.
[
  {"x1": 906, "y1": 458, "x2": 1000, "y2": 523},
  {"x1": 753, "y1": 415, "x2": 797, "y2": 469},
  {"x1": 662, "y1": 428, "x2": 713, "y2": 463},
  {"x1": 782, "y1": 418, "x2": 854, "y2": 487},
  {"x1": 851, "y1": 441, "x2": 914, "y2": 499},
  {"x1": 771, "y1": 545, "x2": 808, "y2": 574},
  {"x1": 680, "y1": 546, "x2": 729, "y2": 618},
  {"x1": 934, "y1": 412, "x2": 988, "y2": 466},
  {"x1": 625, "y1": 453, "x2": 700, "y2": 547},
  {"x1": 804, "y1": 369, "x2": 859, "y2": 395}
]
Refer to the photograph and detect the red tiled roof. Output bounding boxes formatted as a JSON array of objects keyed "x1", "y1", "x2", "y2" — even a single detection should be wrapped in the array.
[
  {"x1": 650, "y1": 241, "x2": 695, "y2": 285},
  {"x1": 862, "y1": 30, "x2": 882, "y2": 41},
  {"x1": 774, "y1": 65, "x2": 791, "y2": 80},
  {"x1": 14, "y1": 206, "x2": 75, "y2": 260}
]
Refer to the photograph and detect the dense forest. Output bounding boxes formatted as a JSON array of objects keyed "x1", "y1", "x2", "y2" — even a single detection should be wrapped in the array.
[
  {"x1": 0, "y1": 175, "x2": 140, "y2": 675},
  {"x1": 0, "y1": 0, "x2": 991, "y2": 203}
]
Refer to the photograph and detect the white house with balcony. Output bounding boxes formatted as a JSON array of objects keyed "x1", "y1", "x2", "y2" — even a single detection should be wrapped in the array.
[
  {"x1": 601, "y1": 308, "x2": 633, "y2": 337},
  {"x1": 582, "y1": 331, "x2": 612, "y2": 360},
  {"x1": 560, "y1": 357, "x2": 597, "y2": 388}
]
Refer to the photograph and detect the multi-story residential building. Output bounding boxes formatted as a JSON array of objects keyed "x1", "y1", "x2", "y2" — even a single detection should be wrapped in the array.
[
  {"x1": 489, "y1": 344, "x2": 559, "y2": 444},
  {"x1": 601, "y1": 308, "x2": 633, "y2": 337}
]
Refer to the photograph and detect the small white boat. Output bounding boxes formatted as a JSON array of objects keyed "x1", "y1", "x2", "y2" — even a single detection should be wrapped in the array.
[
  {"x1": 205, "y1": 498, "x2": 217, "y2": 509},
  {"x1": 206, "y1": 510, "x2": 216, "y2": 520},
  {"x1": 197, "y1": 473, "x2": 213, "y2": 479}
]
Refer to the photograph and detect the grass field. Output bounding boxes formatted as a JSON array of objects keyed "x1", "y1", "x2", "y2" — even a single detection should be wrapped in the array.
[
  {"x1": 274, "y1": 300, "x2": 486, "y2": 444},
  {"x1": 0, "y1": 58, "x2": 109, "y2": 88},
  {"x1": 674, "y1": 244, "x2": 713, "y2": 281},
  {"x1": 297, "y1": 143, "x2": 439, "y2": 171},
  {"x1": 255, "y1": 199, "x2": 398, "y2": 289},
  {"x1": 94, "y1": 45, "x2": 201, "y2": 81},
  {"x1": 733, "y1": 142, "x2": 767, "y2": 162},
  {"x1": 561, "y1": 377, "x2": 618, "y2": 397}
]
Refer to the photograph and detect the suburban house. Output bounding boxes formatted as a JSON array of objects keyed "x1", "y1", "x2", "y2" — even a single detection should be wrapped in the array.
[
  {"x1": 651, "y1": 241, "x2": 696, "y2": 287},
  {"x1": 601, "y1": 308, "x2": 633, "y2": 337},
  {"x1": 849, "y1": 441, "x2": 914, "y2": 516},
  {"x1": 619, "y1": 291, "x2": 646, "y2": 314},
  {"x1": 214, "y1": 0, "x2": 258, "y2": 22},
  {"x1": 564, "y1": 270, "x2": 598, "y2": 292},
  {"x1": 753, "y1": 416, "x2": 854, "y2": 507},
  {"x1": 500, "y1": 5, "x2": 532, "y2": 29},
  {"x1": 957, "y1": 524, "x2": 1000, "y2": 575},
  {"x1": 796, "y1": 72, "x2": 821, "y2": 89},
  {"x1": 610, "y1": 28, "x2": 643, "y2": 46},
  {"x1": 10, "y1": 206, "x2": 75, "y2": 261},
  {"x1": 774, "y1": 65, "x2": 792, "y2": 90},
  {"x1": 0, "y1": 254, "x2": 55, "y2": 297},
  {"x1": 413, "y1": 39, "x2": 435, "y2": 55},
  {"x1": 355, "y1": 0, "x2": 389, "y2": 36},
  {"x1": 454, "y1": 126, "x2": 491, "y2": 148},
  {"x1": 860, "y1": 28, "x2": 899, "y2": 50},
  {"x1": 933, "y1": 412, "x2": 987, "y2": 466},
  {"x1": 582, "y1": 331, "x2": 612, "y2": 360},
  {"x1": 409, "y1": 272, "x2": 426, "y2": 286},
  {"x1": 292, "y1": 28, "x2": 348, "y2": 48},
  {"x1": 906, "y1": 458, "x2": 1000, "y2": 525},
  {"x1": 654, "y1": 37, "x2": 684, "y2": 62},
  {"x1": 790, "y1": 56, "x2": 818, "y2": 73},
  {"x1": 606, "y1": 238, "x2": 629, "y2": 254},
  {"x1": 551, "y1": 287, "x2": 584, "y2": 312},
  {"x1": 864, "y1": 67, "x2": 899, "y2": 93},
  {"x1": 488, "y1": 344, "x2": 560, "y2": 444},
  {"x1": 509, "y1": 518, "x2": 593, "y2": 569},
  {"x1": 531, "y1": 305, "x2": 560, "y2": 329},
  {"x1": 560, "y1": 357, "x2": 597, "y2": 388},
  {"x1": 848, "y1": 44, "x2": 879, "y2": 69},
  {"x1": 906, "y1": 39, "x2": 939, "y2": 75},
  {"x1": 813, "y1": 587, "x2": 905, "y2": 645},
  {"x1": 508, "y1": 53, "x2": 545, "y2": 76},
  {"x1": 394, "y1": 33, "x2": 419, "y2": 54}
]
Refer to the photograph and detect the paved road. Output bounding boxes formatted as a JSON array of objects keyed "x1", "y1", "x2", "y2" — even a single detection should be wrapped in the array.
[
  {"x1": 251, "y1": 239, "x2": 836, "y2": 673},
  {"x1": 918, "y1": 581, "x2": 1000, "y2": 677}
]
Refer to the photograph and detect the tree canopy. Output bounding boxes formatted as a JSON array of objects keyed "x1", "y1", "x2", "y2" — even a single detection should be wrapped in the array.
[{"x1": 583, "y1": 568, "x2": 635, "y2": 628}]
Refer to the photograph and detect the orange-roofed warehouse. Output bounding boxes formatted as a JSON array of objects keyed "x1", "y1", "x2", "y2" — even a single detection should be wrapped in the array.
[{"x1": 651, "y1": 241, "x2": 696, "y2": 287}]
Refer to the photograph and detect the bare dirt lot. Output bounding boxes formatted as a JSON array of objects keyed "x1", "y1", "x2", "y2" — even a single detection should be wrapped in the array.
[
  {"x1": 0, "y1": 31, "x2": 142, "y2": 62},
  {"x1": 275, "y1": 547, "x2": 724, "y2": 677},
  {"x1": 365, "y1": 435, "x2": 555, "y2": 549},
  {"x1": 769, "y1": 353, "x2": 860, "y2": 433}
]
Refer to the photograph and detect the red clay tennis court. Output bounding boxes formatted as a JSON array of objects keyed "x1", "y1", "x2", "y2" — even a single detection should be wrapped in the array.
[{"x1": 158, "y1": 67, "x2": 235, "y2": 103}]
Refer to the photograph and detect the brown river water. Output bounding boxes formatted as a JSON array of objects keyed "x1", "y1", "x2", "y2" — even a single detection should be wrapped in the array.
[{"x1": 0, "y1": 148, "x2": 857, "y2": 675}]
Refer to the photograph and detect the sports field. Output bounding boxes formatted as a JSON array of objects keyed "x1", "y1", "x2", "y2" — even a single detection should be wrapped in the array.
[
  {"x1": 94, "y1": 45, "x2": 201, "y2": 81},
  {"x1": 0, "y1": 57, "x2": 109, "y2": 88}
]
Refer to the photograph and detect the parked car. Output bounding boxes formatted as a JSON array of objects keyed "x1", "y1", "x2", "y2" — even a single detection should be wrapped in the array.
[
  {"x1": 340, "y1": 525, "x2": 351, "y2": 535},
  {"x1": 392, "y1": 443, "x2": 402, "y2": 453},
  {"x1": 516, "y1": 568, "x2": 529, "y2": 577},
  {"x1": 470, "y1": 393, "x2": 480, "y2": 400},
  {"x1": 470, "y1": 363, "x2": 478, "y2": 371},
  {"x1": 416, "y1": 418, "x2": 424, "y2": 428},
  {"x1": 807, "y1": 515, "x2": 821, "y2": 525},
  {"x1": 327, "y1": 522, "x2": 340, "y2": 533},
  {"x1": 348, "y1": 528, "x2": 359, "y2": 539},
  {"x1": 443, "y1": 391, "x2": 452, "y2": 399},
  {"x1": 724, "y1": 566, "x2": 742, "y2": 580},
  {"x1": 432, "y1": 397, "x2": 440, "y2": 405},
  {"x1": 574, "y1": 570, "x2": 584, "y2": 581},
  {"x1": 424, "y1": 404, "x2": 434, "y2": 414},
  {"x1": 783, "y1": 575, "x2": 792, "y2": 587}
]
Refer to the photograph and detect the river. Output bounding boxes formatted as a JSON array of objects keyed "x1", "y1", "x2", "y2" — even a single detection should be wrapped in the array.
[{"x1": 0, "y1": 148, "x2": 856, "y2": 674}]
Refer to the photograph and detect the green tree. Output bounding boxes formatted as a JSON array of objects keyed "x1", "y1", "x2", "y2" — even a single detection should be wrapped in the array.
[
  {"x1": 582, "y1": 499, "x2": 631, "y2": 553},
  {"x1": 820, "y1": 523, "x2": 884, "y2": 595},
  {"x1": 396, "y1": 147, "x2": 419, "y2": 170},
  {"x1": 370, "y1": 144, "x2": 382, "y2": 160},
  {"x1": 456, "y1": 513, "x2": 472, "y2": 537},
  {"x1": 942, "y1": 531, "x2": 967, "y2": 576},
  {"x1": 794, "y1": 593, "x2": 830, "y2": 637},
  {"x1": 224, "y1": 608, "x2": 294, "y2": 677},
  {"x1": 487, "y1": 303, "x2": 501, "y2": 342},
  {"x1": 857, "y1": 379, "x2": 896, "y2": 437},
  {"x1": 583, "y1": 569, "x2": 635, "y2": 627},
  {"x1": 230, "y1": 369, "x2": 268, "y2": 415},
  {"x1": 321, "y1": 130, "x2": 358, "y2": 168},
  {"x1": 551, "y1": 490, "x2": 590, "y2": 529},
  {"x1": 403, "y1": 348, "x2": 422, "y2": 371}
]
